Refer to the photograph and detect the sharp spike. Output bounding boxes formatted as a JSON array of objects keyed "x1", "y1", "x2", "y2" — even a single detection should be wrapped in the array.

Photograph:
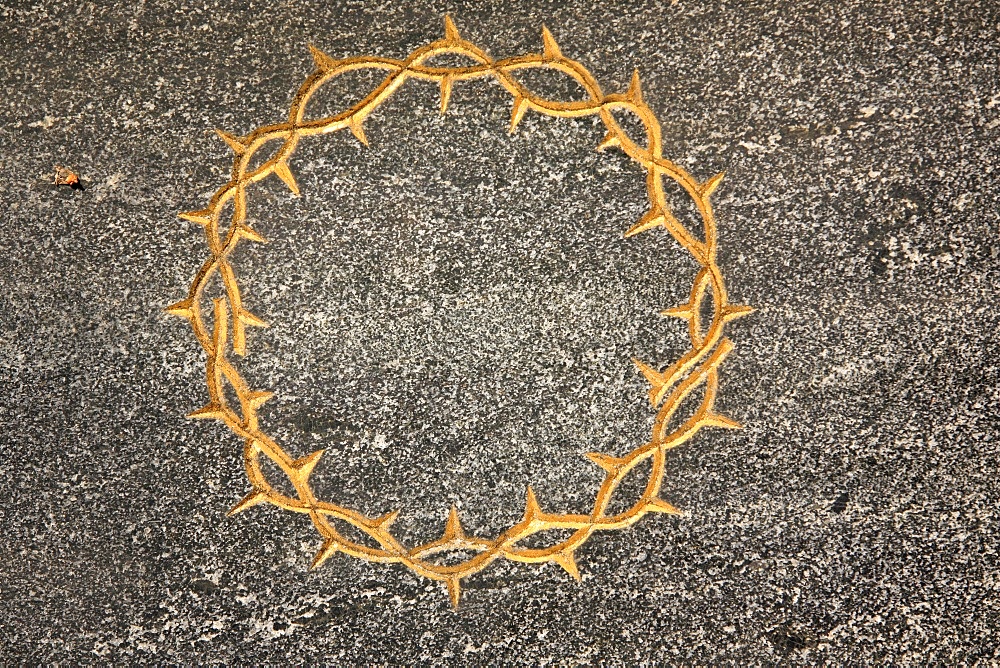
[
  {"x1": 701, "y1": 412, "x2": 742, "y2": 430},
  {"x1": 632, "y1": 357, "x2": 664, "y2": 388},
  {"x1": 443, "y1": 15, "x2": 461, "y2": 41},
  {"x1": 246, "y1": 390, "x2": 274, "y2": 410},
  {"x1": 310, "y1": 538, "x2": 339, "y2": 569},
  {"x1": 647, "y1": 497, "x2": 683, "y2": 515},
  {"x1": 373, "y1": 509, "x2": 400, "y2": 530},
  {"x1": 237, "y1": 309, "x2": 269, "y2": 328},
  {"x1": 446, "y1": 577, "x2": 461, "y2": 609},
  {"x1": 722, "y1": 304, "x2": 755, "y2": 321},
  {"x1": 509, "y1": 97, "x2": 528, "y2": 134},
  {"x1": 624, "y1": 210, "x2": 664, "y2": 238},
  {"x1": 178, "y1": 209, "x2": 212, "y2": 226},
  {"x1": 308, "y1": 44, "x2": 338, "y2": 72},
  {"x1": 235, "y1": 224, "x2": 268, "y2": 244},
  {"x1": 348, "y1": 116, "x2": 368, "y2": 146},
  {"x1": 292, "y1": 449, "x2": 325, "y2": 479},
  {"x1": 541, "y1": 26, "x2": 562, "y2": 60},
  {"x1": 439, "y1": 75, "x2": 453, "y2": 115},
  {"x1": 700, "y1": 171, "x2": 725, "y2": 198},
  {"x1": 585, "y1": 451, "x2": 626, "y2": 474},
  {"x1": 627, "y1": 68, "x2": 644, "y2": 104},
  {"x1": 227, "y1": 489, "x2": 268, "y2": 516},
  {"x1": 164, "y1": 298, "x2": 193, "y2": 318},
  {"x1": 187, "y1": 404, "x2": 228, "y2": 421},
  {"x1": 717, "y1": 338, "x2": 736, "y2": 358},
  {"x1": 443, "y1": 505, "x2": 465, "y2": 541},
  {"x1": 273, "y1": 162, "x2": 300, "y2": 196},
  {"x1": 633, "y1": 357, "x2": 667, "y2": 407},
  {"x1": 661, "y1": 303, "x2": 694, "y2": 320},
  {"x1": 596, "y1": 131, "x2": 620, "y2": 152},
  {"x1": 215, "y1": 129, "x2": 247, "y2": 155},
  {"x1": 523, "y1": 485, "x2": 543, "y2": 523},
  {"x1": 552, "y1": 551, "x2": 581, "y2": 581}
]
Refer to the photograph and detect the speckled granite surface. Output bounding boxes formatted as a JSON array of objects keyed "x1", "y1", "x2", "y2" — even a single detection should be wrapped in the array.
[{"x1": 2, "y1": 0, "x2": 998, "y2": 663}]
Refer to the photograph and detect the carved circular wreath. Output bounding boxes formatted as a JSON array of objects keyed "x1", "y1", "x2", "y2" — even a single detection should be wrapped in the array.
[{"x1": 167, "y1": 17, "x2": 751, "y2": 607}]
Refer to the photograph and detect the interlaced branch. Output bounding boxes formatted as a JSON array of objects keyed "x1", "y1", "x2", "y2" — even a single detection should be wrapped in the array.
[{"x1": 166, "y1": 16, "x2": 752, "y2": 608}]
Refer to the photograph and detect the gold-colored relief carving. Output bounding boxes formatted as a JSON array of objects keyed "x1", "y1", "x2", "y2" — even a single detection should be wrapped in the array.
[{"x1": 167, "y1": 16, "x2": 751, "y2": 607}]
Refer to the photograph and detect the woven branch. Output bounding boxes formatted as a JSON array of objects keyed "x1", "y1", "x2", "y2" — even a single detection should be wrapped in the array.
[{"x1": 166, "y1": 16, "x2": 752, "y2": 608}]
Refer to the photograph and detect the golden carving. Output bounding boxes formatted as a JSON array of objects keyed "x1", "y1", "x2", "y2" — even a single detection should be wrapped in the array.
[{"x1": 167, "y1": 16, "x2": 751, "y2": 608}]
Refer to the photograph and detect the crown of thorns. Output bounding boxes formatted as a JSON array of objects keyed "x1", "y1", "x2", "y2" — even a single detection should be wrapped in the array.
[{"x1": 167, "y1": 16, "x2": 751, "y2": 608}]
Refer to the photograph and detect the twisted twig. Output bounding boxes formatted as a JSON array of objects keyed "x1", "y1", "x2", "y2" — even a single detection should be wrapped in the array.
[{"x1": 166, "y1": 16, "x2": 752, "y2": 608}]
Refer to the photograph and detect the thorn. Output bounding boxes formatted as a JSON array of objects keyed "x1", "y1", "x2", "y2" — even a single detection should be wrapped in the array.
[
  {"x1": 178, "y1": 208, "x2": 212, "y2": 226},
  {"x1": 717, "y1": 338, "x2": 736, "y2": 358},
  {"x1": 633, "y1": 357, "x2": 666, "y2": 406},
  {"x1": 246, "y1": 390, "x2": 274, "y2": 410},
  {"x1": 292, "y1": 450, "x2": 325, "y2": 479},
  {"x1": 273, "y1": 162, "x2": 300, "y2": 196},
  {"x1": 624, "y1": 210, "x2": 664, "y2": 237},
  {"x1": 238, "y1": 309, "x2": 269, "y2": 328},
  {"x1": 552, "y1": 551, "x2": 581, "y2": 581},
  {"x1": 541, "y1": 26, "x2": 562, "y2": 60},
  {"x1": 700, "y1": 171, "x2": 725, "y2": 198},
  {"x1": 585, "y1": 451, "x2": 626, "y2": 473},
  {"x1": 647, "y1": 497, "x2": 683, "y2": 515},
  {"x1": 227, "y1": 489, "x2": 267, "y2": 516},
  {"x1": 446, "y1": 577, "x2": 461, "y2": 609},
  {"x1": 164, "y1": 298, "x2": 193, "y2": 318},
  {"x1": 701, "y1": 412, "x2": 742, "y2": 430},
  {"x1": 722, "y1": 304, "x2": 755, "y2": 321},
  {"x1": 523, "y1": 485, "x2": 543, "y2": 523},
  {"x1": 373, "y1": 509, "x2": 400, "y2": 530},
  {"x1": 596, "y1": 131, "x2": 620, "y2": 152},
  {"x1": 187, "y1": 404, "x2": 228, "y2": 421},
  {"x1": 348, "y1": 116, "x2": 368, "y2": 146},
  {"x1": 439, "y1": 75, "x2": 453, "y2": 115},
  {"x1": 509, "y1": 97, "x2": 528, "y2": 134},
  {"x1": 627, "y1": 68, "x2": 643, "y2": 105},
  {"x1": 235, "y1": 224, "x2": 268, "y2": 244},
  {"x1": 632, "y1": 357, "x2": 664, "y2": 388},
  {"x1": 443, "y1": 15, "x2": 461, "y2": 41},
  {"x1": 308, "y1": 44, "x2": 338, "y2": 72},
  {"x1": 310, "y1": 538, "x2": 339, "y2": 569},
  {"x1": 215, "y1": 129, "x2": 247, "y2": 154},
  {"x1": 661, "y1": 304, "x2": 694, "y2": 320},
  {"x1": 443, "y1": 505, "x2": 465, "y2": 541}
]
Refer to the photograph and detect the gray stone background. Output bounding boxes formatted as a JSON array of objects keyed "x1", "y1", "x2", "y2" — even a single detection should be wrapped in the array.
[{"x1": 2, "y1": 0, "x2": 998, "y2": 663}]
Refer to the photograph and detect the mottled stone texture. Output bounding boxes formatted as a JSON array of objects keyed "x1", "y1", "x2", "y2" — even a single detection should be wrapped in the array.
[{"x1": 1, "y1": 0, "x2": 998, "y2": 663}]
